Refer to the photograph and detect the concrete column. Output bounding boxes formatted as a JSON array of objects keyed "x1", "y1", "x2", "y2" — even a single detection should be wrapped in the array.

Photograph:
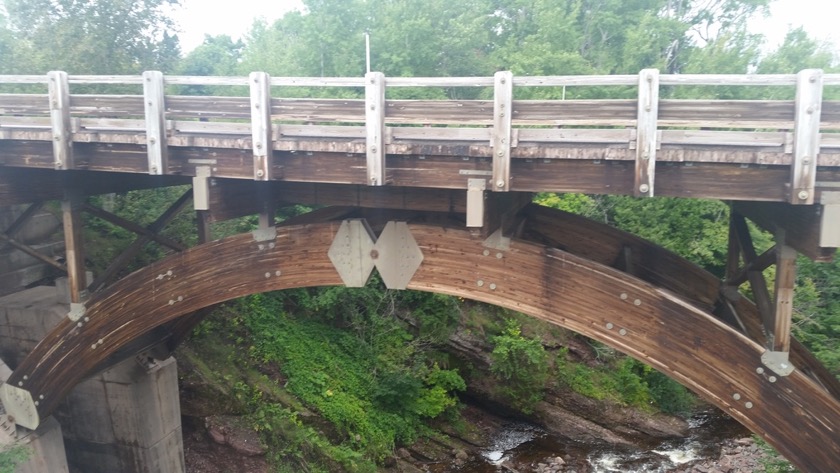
[
  {"x1": 0, "y1": 358, "x2": 70, "y2": 473},
  {"x1": 0, "y1": 286, "x2": 185, "y2": 473}
]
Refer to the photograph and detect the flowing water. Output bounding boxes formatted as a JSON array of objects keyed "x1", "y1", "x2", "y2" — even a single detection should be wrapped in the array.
[{"x1": 433, "y1": 410, "x2": 749, "y2": 472}]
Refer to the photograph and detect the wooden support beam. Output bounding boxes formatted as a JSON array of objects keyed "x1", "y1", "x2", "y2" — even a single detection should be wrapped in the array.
[
  {"x1": 196, "y1": 210, "x2": 212, "y2": 244},
  {"x1": 88, "y1": 189, "x2": 192, "y2": 292},
  {"x1": 730, "y1": 213, "x2": 775, "y2": 342},
  {"x1": 62, "y1": 189, "x2": 86, "y2": 303},
  {"x1": 725, "y1": 245, "x2": 777, "y2": 287},
  {"x1": 635, "y1": 69, "x2": 660, "y2": 197},
  {"x1": 790, "y1": 69, "x2": 823, "y2": 204},
  {"x1": 142, "y1": 71, "x2": 167, "y2": 175},
  {"x1": 773, "y1": 237, "x2": 796, "y2": 353},
  {"x1": 249, "y1": 72, "x2": 272, "y2": 181},
  {"x1": 492, "y1": 71, "x2": 513, "y2": 192},
  {"x1": 0, "y1": 232, "x2": 66, "y2": 272},
  {"x1": 2, "y1": 201, "x2": 45, "y2": 241},
  {"x1": 365, "y1": 71, "x2": 386, "y2": 186},
  {"x1": 47, "y1": 71, "x2": 73, "y2": 170},
  {"x1": 732, "y1": 201, "x2": 835, "y2": 262},
  {"x1": 81, "y1": 203, "x2": 186, "y2": 251},
  {"x1": 257, "y1": 182, "x2": 275, "y2": 229}
]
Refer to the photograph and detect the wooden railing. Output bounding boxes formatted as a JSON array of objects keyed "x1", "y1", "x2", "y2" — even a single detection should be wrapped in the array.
[{"x1": 2, "y1": 69, "x2": 840, "y2": 204}]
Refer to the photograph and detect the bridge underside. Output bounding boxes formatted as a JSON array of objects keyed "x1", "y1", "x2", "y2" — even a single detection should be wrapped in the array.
[{"x1": 1, "y1": 202, "x2": 838, "y2": 471}]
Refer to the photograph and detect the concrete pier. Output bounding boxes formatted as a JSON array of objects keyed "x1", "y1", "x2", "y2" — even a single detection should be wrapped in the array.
[{"x1": 0, "y1": 286, "x2": 185, "y2": 472}]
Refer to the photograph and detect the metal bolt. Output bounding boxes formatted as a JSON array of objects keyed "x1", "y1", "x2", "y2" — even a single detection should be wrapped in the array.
[
  {"x1": 256, "y1": 169, "x2": 265, "y2": 177},
  {"x1": 255, "y1": 143, "x2": 262, "y2": 149},
  {"x1": 54, "y1": 136, "x2": 61, "y2": 142},
  {"x1": 733, "y1": 393, "x2": 741, "y2": 400},
  {"x1": 499, "y1": 112, "x2": 505, "y2": 118},
  {"x1": 769, "y1": 376, "x2": 777, "y2": 383},
  {"x1": 148, "y1": 101, "x2": 153, "y2": 106},
  {"x1": 477, "y1": 280, "x2": 485, "y2": 287},
  {"x1": 265, "y1": 272, "x2": 271, "y2": 278},
  {"x1": 620, "y1": 293, "x2": 628, "y2": 300},
  {"x1": 496, "y1": 252, "x2": 503, "y2": 259},
  {"x1": 489, "y1": 283, "x2": 497, "y2": 290},
  {"x1": 807, "y1": 106, "x2": 814, "y2": 114},
  {"x1": 39, "y1": 395, "x2": 44, "y2": 400},
  {"x1": 810, "y1": 74, "x2": 818, "y2": 83},
  {"x1": 77, "y1": 322, "x2": 83, "y2": 327},
  {"x1": 606, "y1": 323, "x2": 614, "y2": 330},
  {"x1": 483, "y1": 250, "x2": 490, "y2": 256},
  {"x1": 803, "y1": 157, "x2": 810, "y2": 164},
  {"x1": 149, "y1": 137, "x2": 156, "y2": 145},
  {"x1": 22, "y1": 376, "x2": 27, "y2": 381},
  {"x1": 633, "y1": 299, "x2": 641, "y2": 306},
  {"x1": 91, "y1": 344, "x2": 97, "y2": 349},
  {"x1": 275, "y1": 270, "x2": 282, "y2": 276},
  {"x1": 639, "y1": 184, "x2": 650, "y2": 193},
  {"x1": 178, "y1": 296, "x2": 183, "y2": 302},
  {"x1": 500, "y1": 78, "x2": 506, "y2": 84},
  {"x1": 34, "y1": 401, "x2": 38, "y2": 407},
  {"x1": 370, "y1": 145, "x2": 377, "y2": 153},
  {"x1": 756, "y1": 367, "x2": 765, "y2": 374},
  {"x1": 745, "y1": 402, "x2": 753, "y2": 409},
  {"x1": 84, "y1": 317, "x2": 90, "y2": 322},
  {"x1": 647, "y1": 74, "x2": 653, "y2": 83},
  {"x1": 496, "y1": 180, "x2": 505, "y2": 188},
  {"x1": 254, "y1": 103, "x2": 260, "y2": 109},
  {"x1": 797, "y1": 190, "x2": 809, "y2": 200},
  {"x1": 619, "y1": 328, "x2": 627, "y2": 336},
  {"x1": 497, "y1": 151, "x2": 504, "y2": 157},
  {"x1": 370, "y1": 104, "x2": 376, "y2": 110}
]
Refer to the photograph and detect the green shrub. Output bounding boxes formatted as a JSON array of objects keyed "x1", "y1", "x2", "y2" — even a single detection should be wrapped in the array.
[{"x1": 490, "y1": 319, "x2": 550, "y2": 413}]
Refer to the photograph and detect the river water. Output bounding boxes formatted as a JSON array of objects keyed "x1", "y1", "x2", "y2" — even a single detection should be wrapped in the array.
[{"x1": 433, "y1": 410, "x2": 749, "y2": 472}]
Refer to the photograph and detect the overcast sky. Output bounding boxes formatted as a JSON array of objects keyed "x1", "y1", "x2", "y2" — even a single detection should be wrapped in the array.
[{"x1": 171, "y1": 0, "x2": 837, "y2": 57}]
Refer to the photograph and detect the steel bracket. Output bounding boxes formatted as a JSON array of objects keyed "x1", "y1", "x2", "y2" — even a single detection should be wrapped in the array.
[
  {"x1": 374, "y1": 222, "x2": 424, "y2": 290},
  {"x1": 762, "y1": 350, "x2": 795, "y2": 377},
  {"x1": 252, "y1": 227, "x2": 277, "y2": 243},
  {"x1": 0, "y1": 384, "x2": 39, "y2": 430},
  {"x1": 67, "y1": 303, "x2": 86, "y2": 322},
  {"x1": 328, "y1": 219, "x2": 377, "y2": 287},
  {"x1": 483, "y1": 228, "x2": 511, "y2": 251}
]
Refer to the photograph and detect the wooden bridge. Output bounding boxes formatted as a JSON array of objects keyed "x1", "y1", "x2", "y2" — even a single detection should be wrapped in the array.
[{"x1": 1, "y1": 69, "x2": 840, "y2": 471}]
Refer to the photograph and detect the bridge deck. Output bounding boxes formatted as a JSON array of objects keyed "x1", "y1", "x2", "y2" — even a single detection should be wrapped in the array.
[{"x1": 2, "y1": 70, "x2": 840, "y2": 204}]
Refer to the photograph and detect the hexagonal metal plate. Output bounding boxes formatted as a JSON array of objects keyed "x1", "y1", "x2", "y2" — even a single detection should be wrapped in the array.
[
  {"x1": 373, "y1": 222, "x2": 424, "y2": 289},
  {"x1": 0, "y1": 383, "x2": 39, "y2": 430},
  {"x1": 328, "y1": 220, "x2": 376, "y2": 287}
]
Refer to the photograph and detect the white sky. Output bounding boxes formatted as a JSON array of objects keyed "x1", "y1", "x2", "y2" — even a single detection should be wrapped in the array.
[{"x1": 172, "y1": 0, "x2": 838, "y2": 56}]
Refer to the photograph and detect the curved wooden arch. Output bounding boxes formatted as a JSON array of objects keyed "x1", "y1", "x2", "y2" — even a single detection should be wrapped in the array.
[{"x1": 4, "y1": 208, "x2": 840, "y2": 471}]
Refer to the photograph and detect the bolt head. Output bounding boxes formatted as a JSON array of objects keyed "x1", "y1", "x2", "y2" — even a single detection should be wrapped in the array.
[
  {"x1": 496, "y1": 180, "x2": 505, "y2": 188},
  {"x1": 797, "y1": 190, "x2": 809, "y2": 200},
  {"x1": 639, "y1": 183, "x2": 650, "y2": 193}
]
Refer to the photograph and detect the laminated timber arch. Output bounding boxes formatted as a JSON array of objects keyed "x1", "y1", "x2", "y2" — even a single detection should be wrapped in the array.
[{"x1": 3, "y1": 205, "x2": 840, "y2": 471}]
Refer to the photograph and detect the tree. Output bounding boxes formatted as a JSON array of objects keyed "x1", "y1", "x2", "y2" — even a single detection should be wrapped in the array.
[{"x1": 1, "y1": 0, "x2": 182, "y2": 74}]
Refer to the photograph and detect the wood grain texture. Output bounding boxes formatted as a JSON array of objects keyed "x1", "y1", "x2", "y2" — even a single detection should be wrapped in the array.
[{"x1": 6, "y1": 215, "x2": 840, "y2": 471}]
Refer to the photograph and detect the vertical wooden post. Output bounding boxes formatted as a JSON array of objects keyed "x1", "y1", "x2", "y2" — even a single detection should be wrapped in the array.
[
  {"x1": 635, "y1": 69, "x2": 659, "y2": 197},
  {"x1": 62, "y1": 189, "x2": 86, "y2": 303},
  {"x1": 365, "y1": 71, "x2": 386, "y2": 186},
  {"x1": 143, "y1": 71, "x2": 167, "y2": 175},
  {"x1": 250, "y1": 72, "x2": 272, "y2": 181},
  {"x1": 492, "y1": 71, "x2": 513, "y2": 192},
  {"x1": 197, "y1": 211, "x2": 212, "y2": 244},
  {"x1": 257, "y1": 182, "x2": 275, "y2": 229},
  {"x1": 773, "y1": 235, "x2": 796, "y2": 353},
  {"x1": 790, "y1": 69, "x2": 823, "y2": 205},
  {"x1": 48, "y1": 71, "x2": 73, "y2": 170}
]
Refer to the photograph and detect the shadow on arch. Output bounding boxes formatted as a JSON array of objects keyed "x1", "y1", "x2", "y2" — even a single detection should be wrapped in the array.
[{"x1": 4, "y1": 204, "x2": 840, "y2": 471}]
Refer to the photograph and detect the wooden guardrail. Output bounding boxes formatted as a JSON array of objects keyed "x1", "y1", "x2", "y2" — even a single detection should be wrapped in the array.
[{"x1": 1, "y1": 70, "x2": 840, "y2": 204}]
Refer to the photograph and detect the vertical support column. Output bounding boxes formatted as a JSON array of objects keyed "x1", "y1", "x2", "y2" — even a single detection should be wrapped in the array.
[
  {"x1": 61, "y1": 189, "x2": 86, "y2": 304},
  {"x1": 365, "y1": 71, "x2": 386, "y2": 186},
  {"x1": 635, "y1": 69, "x2": 659, "y2": 197},
  {"x1": 791, "y1": 69, "x2": 823, "y2": 205},
  {"x1": 197, "y1": 211, "x2": 212, "y2": 244},
  {"x1": 143, "y1": 71, "x2": 167, "y2": 175},
  {"x1": 492, "y1": 71, "x2": 513, "y2": 192},
  {"x1": 257, "y1": 182, "x2": 275, "y2": 229},
  {"x1": 773, "y1": 235, "x2": 796, "y2": 353},
  {"x1": 193, "y1": 165, "x2": 212, "y2": 244},
  {"x1": 250, "y1": 71, "x2": 272, "y2": 181},
  {"x1": 48, "y1": 71, "x2": 73, "y2": 170},
  {"x1": 466, "y1": 178, "x2": 486, "y2": 228}
]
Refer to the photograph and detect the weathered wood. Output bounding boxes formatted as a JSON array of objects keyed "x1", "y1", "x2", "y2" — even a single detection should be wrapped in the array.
[
  {"x1": 731, "y1": 213, "x2": 776, "y2": 347},
  {"x1": 732, "y1": 201, "x2": 836, "y2": 261},
  {"x1": 659, "y1": 74, "x2": 797, "y2": 86},
  {"x1": 143, "y1": 71, "x2": 168, "y2": 174},
  {"x1": 81, "y1": 203, "x2": 186, "y2": 251},
  {"x1": 250, "y1": 71, "x2": 272, "y2": 180},
  {"x1": 87, "y1": 189, "x2": 192, "y2": 292},
  {"x1": 6, "y1": 218, "x2": 840, "y2": 472},
  {"x1": 790, "y1": 69, "x2": 823, "y2": 204},
  {"x1": 773, "y1": 241, "x2": 796, "y2": 353},
  {"x1": 492, "y1": 71, "x2": 513, "y2": 192},
  {"x1": 658, "y1": 100, "x2": 795, "y2": 128},
  {"x1": 365, "y1": 72, "x2": 386, "y2": 186},
  {"x1": 61, "y1": 189, "x2": 86, "y2": 303},
  {"x1": 0, "y1": 232, "x2": 66, "y2": 272},
  {"x1": 48, "y1": 71, "x2": 73, "y2": 170},
  {"x1": 635, "y1": 69, "x2": 659, "y2": 197}
]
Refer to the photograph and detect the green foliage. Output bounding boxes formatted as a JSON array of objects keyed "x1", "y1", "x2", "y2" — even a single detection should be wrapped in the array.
[
  {"x1": 555, "y1": 348, "x2": 695, "y2": 415},
  {"x1": 238, "y1": 291, "x2": 465, "y2": 465},
  {"x1": 490, "y1": 319, "x2": 550, "y2": 413},
  {"x1": 755, "y1": 436, "x2": 798, "y2": 472},
  {"x1": 0, "y1": 445, "x2": 31, "y2": 473}
]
